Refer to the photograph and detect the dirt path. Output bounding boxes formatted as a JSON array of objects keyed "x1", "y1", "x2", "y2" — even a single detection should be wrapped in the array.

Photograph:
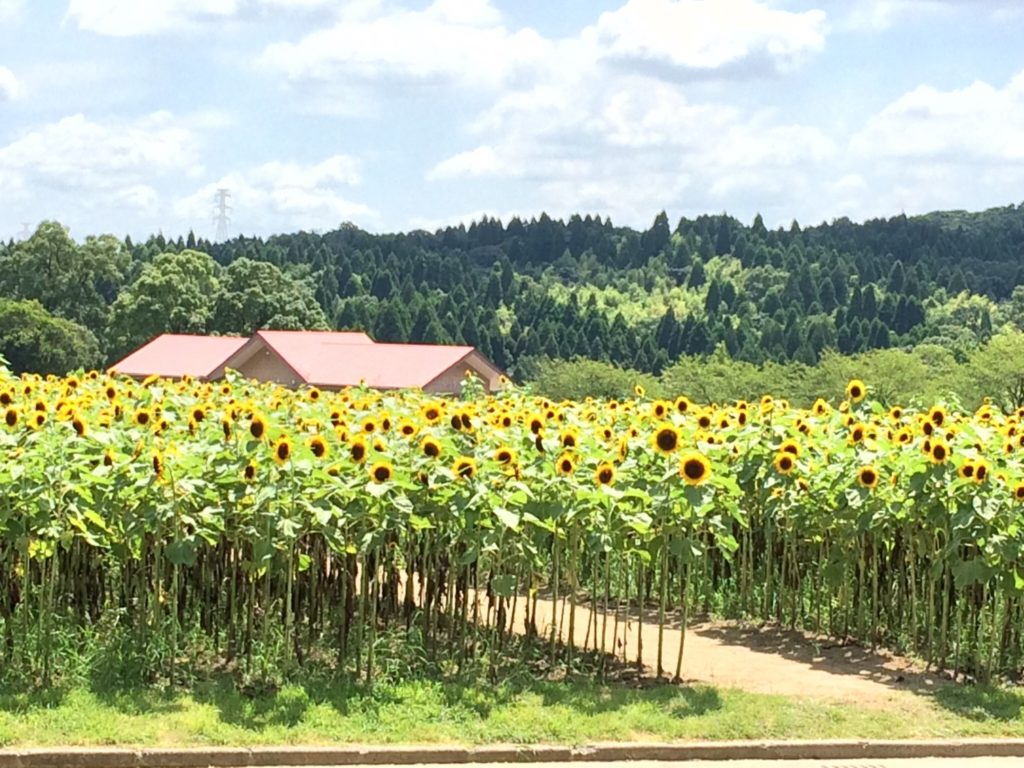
[{"x1": 492, "y1": 592, "x2": 947, "y2": 706}]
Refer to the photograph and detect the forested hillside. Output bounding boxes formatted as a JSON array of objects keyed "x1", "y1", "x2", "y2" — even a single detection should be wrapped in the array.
[{"x1": 2, "y1": 205, "x2": 1024, "y2": 381}]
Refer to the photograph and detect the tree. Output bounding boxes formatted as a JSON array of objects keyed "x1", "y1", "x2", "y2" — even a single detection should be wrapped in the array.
[
  {"x1": 0, "y1": 299, "x2": 101, "y2": 374},
  {"x1": 106, "y1": 250, "x2": 221, "y2": 358},
  {"x1": 0, "y1": 221, "x2": 128, "y2": 334},
  {"x1": 212, "y1": 258, "x2": 328, "y2": 335}
]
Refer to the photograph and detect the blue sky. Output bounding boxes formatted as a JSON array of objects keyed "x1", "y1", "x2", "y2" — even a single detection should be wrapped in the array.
[{"x1": 0, "y1": 0, "x2": 1022, "y2": 241}]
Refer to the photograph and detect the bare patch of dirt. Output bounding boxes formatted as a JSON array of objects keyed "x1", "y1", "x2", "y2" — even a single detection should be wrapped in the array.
[{"x1": 494, "y1": 592, "x2": 948, "y2": 707}]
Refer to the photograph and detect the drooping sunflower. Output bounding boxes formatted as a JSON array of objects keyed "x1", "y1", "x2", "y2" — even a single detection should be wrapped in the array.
[
  {"x1": 678, "y1": 451, "x2": 711, "y2": 486},
  {"x1": 4, "y1": 407, "x2": 18, "y2": 428},
  {"x1": 846, "y1": 379, "x2": 866, "y2": 403},
  {"x1": 420, "y1": 436, "x2": 442, "y2": 459},
  {"x1": 249, "y1": 413, "x2": 268, "y2": 440},
  {"x1": 369, "y1": 461, "x2": 394, "y2": 484},
  {"x1": 244, "y1": 462, "x2": 257, "y2": 482},
  {"x1": 594, "y1": 461, "x2": 616, "y2": 487},
  {"x1": 857, "y1": 465, "x2": 879, "y2": 489},
  {"x1": 151, "y1": 451, "x2": 164, "y2": 479},
  {"x1": 1015, "y1": 482, "x2": 1024, "y2": 502},
  {"x1": 773, "y1": 452, "x2": 796, "y2": 475},
  {"x1": 272, "y1": 436, "x2": 293, "y2": 466},
  {"x1": 653, "y1": 424, "x2": 680, "y2": 455},
  {"x1": 560, "y1": 429, "x2": 579, "y2": 449},
  {"x1": 973, "y1": 460, "x2": 990, "y2": 484},
  {"x1": 72, "y1": 414, "x2": 87, "y2": 437},
  {"x1": 452, "y1": 456, "x2": 477, "y2": 480},
  {"x1": 308, "y1": 435, "x2": 329, "y2": 460}
]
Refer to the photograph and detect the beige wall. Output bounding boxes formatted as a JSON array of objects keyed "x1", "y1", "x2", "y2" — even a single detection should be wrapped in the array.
[
  {"x1": 235, "y1": 349, "x2": 302, "y2": 387},
  {"x1": 424, "y1": 357, "x2": 502, "y2": 394}
]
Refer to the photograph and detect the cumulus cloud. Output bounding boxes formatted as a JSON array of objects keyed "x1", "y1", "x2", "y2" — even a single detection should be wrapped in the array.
[
  {"x1": 174, "y1": 155, "x2": 376, "y2": 235},
  {"x1": 0, "y1": 112, "x2": 202, "y2": 191},
  {"x1": 589, "y1": 0, "x2": 826, "y2": 74},
  {"x1": 0, "y1": 66, "x2": 19, "y2": 101},
  {"x1": 258, "y1": 0, "x2": 551, "y2": 90}
]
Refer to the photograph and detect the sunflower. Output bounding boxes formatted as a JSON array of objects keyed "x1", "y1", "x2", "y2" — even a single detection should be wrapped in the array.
[
  {"x1": 555, "y1": 452, "x2": 577, "y2": 476},
  {"x1": 651, "y1": 400, "x2": 670, "y2": 419},
  {"x1": 32, "y1": 412, "x2": 46, "y2": 429},
  {"x1": 973, "y1": 460, "x2": 990, "y2": 484},
  {"x1": 812, "y1": 398, "x2": 830, "y2": 416},
  {"x1": 888, "y1": 406, "x2": 904, "y2": 422},
  {"x1": 244, "y1": 462, "x2": 257, "y2": 482},
  {"x1": 452, "y1": 456, "x2": 477, "y2": 480},
  {"x1": 846, "y1": 379, "x2": 866, "y2": 403},
  {"x1": 420, "y1": 436, "x2": 442, "y2": 459},
  {"x1": 594, "y1": 462, "x2": 616, "y2": 486},
  {"x1": 493, "y1": 446, "x2": 517, "y2": 466},
  {"x1": 420, "y1": 402, "x2": 443, "y2": 424},
  {"x1": 849, "y1": 423, "x2": 866, "y2": 444},
  {"x1": 191, "y1": 406, "x2": 206, "y2": 423},
  {"x1": 857, "y1": 465, "x2": 879, "y2": 489},
  {"x1": 4, "y1": 408, "x2": 18, "y2": 428},
  {"x1": 249, "y1": 413, "x2": 267, "y2": 440},
  {"x1": 653, "y1": 424, "x2": 680, "y2": 455},
  {"x1": 221, "y1": 417, "x2": 232, "y2": 441},
  {"x1": 527, "y1": 414, "x2": 545, "y2": 435},
  {"x1": 958, "y1": 461, "x2": 975, "y2": 481},
  {"x1": 72, "y1": 415, "x2": 87, "y2": 437},
  {"x1": 678, "y1": 451, "x2": 712, "y2": 485},
  {"x1": 271, "y1": 436, "x2": 293, "y2": 466},
  {"x1": 308, "y1": 435, "x2": 329, "y2": 460},
  {"x1": 675, "y1": 396, "x2": 692, "y2": 414},
  {"x1": 560, "y1": 429, "x2": 579, "y2": 449},
  {"x1": 928, "y1": 406, "x2": 947, "y2": 428},
  {"x1": 133, "y1": 408, "x2": 152, "y2": 427},
  {"x1": 779, "y1": 438, "x2": 801, "y2": 457},
  {"x1": 928, "y1": 439, "x2": 950, "y2": 464},
  {"x1": 634, "y1": 384, "x2": 646, "y2": 398},
  {"x1": 697, "y1": 412, "x2": 712, "y2": 430},
  {"x1": 369, "y1": 461, "x2": 394, "y2": 484},
  {"x1": 1015, "y1": 483, "x2": 1024, "y2": 502},
  {"x1": 398, "y1": 419, "x2": 418, "y2": 438},
  {"x1": 103, "y1": 450, "x2": 115, "y2": 467},
  {"x1": 151, "y1": 451, "x2": 164, "y2": 478},
  {"x1": 350, "y1": 437, "x2": 369, "y2": 464},
  {"x1": 773, "y1": 452, "x2": 796, "y2": 475},
  {"x1": 896, "y1": 427, "x2": 913, "y2": 445}
]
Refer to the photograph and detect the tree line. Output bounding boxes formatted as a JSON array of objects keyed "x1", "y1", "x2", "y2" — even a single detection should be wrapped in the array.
[{"x1": 1, "y1": 204, "x2": 1024, "y2": 383}]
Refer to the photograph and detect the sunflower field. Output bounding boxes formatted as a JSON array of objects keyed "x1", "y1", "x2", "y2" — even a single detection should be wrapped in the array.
[{"x1": 2, "y1": 367, "x2": 1024, "y2": 685}]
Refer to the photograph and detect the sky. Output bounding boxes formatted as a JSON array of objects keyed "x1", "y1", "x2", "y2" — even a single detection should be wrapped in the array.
[{"x1": 0, "y1": 0, "x2": 1022, "y2": 241}]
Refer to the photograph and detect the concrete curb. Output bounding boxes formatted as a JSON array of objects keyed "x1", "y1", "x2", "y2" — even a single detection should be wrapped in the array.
[{"x1": 2, "y1": 740, "x2": 1024, "y2": 766}]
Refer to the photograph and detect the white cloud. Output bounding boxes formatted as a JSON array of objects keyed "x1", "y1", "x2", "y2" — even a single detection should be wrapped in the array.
[
  {"x1": 590, "y1": 0, "x2": 826, "y2": 73},
  {"x1": 0, "y1": 0, "x2": 22, "y2": 22},
  {"x1": 851, "y1": 73, "x2": 1024, "y2": 162},
  {"x1": 258, "y1": 0, "x2": 551, "y2": 90},
  {"x1": 0, "y1": 66, "x2": 19, "y2": 101},
  {"x1": 0, "y1": 112, "x2": 202, "y2": 191},
  {"x1": 174, "y1": 155, "x2": 376, "y2": 236}
]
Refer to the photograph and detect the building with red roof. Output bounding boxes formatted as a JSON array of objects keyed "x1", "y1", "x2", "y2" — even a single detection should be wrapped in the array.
[
  {"x1": 110, "y1": 334, "x2": 248, "y2": 380},
  {"x1": 110, "y1": 330, "x2": 505, "y2": 393}
]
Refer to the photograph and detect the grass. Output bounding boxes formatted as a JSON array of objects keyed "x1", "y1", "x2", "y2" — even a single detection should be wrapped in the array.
[{"x1": 2, "y1": 673, "x2": 1024, "y2": 747}]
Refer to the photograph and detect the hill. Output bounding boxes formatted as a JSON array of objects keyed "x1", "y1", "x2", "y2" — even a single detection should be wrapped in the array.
[{"x1": 2, "y1": 205, "x2": 1024, "y2": 383}]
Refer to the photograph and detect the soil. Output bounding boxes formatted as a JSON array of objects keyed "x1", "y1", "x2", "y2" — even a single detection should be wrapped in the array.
[{"x1": 493, "y1": 592, "x2": 949, "y2": 707}]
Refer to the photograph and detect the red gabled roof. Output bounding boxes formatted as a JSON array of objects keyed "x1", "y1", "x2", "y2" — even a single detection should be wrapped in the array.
[
  {"x1": 251, "y1": 330, "x2": 375, "y2": 381},
  {"x1": 303, "y1": 342, "x2": 477, "y2": 389},
  {"x1": 110, "y1": 334, "x2": 248, "y2": 379}
]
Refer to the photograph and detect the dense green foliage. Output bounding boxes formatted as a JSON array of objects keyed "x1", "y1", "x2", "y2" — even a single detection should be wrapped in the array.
[
  {"x1": 2, "y1": 205, "x2": 1024, "y2": 376},
  {"x1": 531, "y1": 330, "x2": 1024, "y2": 412}
]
